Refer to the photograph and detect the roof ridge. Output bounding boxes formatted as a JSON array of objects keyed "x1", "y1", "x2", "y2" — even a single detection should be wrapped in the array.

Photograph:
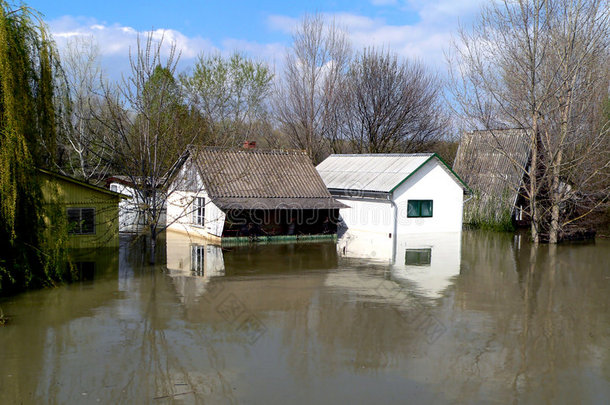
[
  {"x1": 200, "y1": 146, "x2": 308, "y2": 156},
  {"x1": 327, "y1": 153, "x2": 435, "y2": 157}
]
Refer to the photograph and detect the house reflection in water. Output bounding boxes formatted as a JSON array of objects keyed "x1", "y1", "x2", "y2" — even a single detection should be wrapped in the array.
[
  {"x1": 337, "y1": 231, "x2": 462, "y2": 299},
  {"x1": 165, "y1": 230, "x2": 225, "y2": 304}
]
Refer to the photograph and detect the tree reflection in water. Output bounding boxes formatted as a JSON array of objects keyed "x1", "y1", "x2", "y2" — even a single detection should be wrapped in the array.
[{"x1": 0, "y1": 231, "x2": 609, "y2": 403}]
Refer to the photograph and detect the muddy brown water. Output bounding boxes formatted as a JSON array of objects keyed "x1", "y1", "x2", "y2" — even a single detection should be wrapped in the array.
[{"x1": 1, "y1": 230, "x2": 609, "y2": 404}]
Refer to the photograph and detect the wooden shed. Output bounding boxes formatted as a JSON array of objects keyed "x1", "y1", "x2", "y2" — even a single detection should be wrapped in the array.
[
  {"x1": 453, "y1": 129, "x2": 531, "y2": 227},
  {"x1": 39, "y1": 169, "x2": 123, "y2": 248}
]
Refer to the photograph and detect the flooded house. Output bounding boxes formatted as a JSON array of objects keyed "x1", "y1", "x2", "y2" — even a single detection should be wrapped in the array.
[
  {"x1": 39, "y1": 169, "x2": 123, "y2": 248},
  {"x1": 316, "y1": 153, "x2": 470, "y2": 236},
  {"x1": 106, "y1": 176, "x2": 168, "y2": 233},
  {"x1": 452, "y1": 129, "x2": 531, "y2": 227},
  {"x1": 166, "y1": 147, "x2": 346, "y2": 244}
]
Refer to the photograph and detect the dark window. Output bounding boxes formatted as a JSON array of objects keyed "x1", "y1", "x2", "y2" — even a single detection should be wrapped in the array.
[
  {"x1": 407, "y1": 200, "x2": 433, "y2": 218},
  {"x1": 67, "y1": 208, "x2": 95, "y2": 235},
  {"x1": 194, "y1": 197, "x2": 205, "y2": 226},
  {"x1": 405, "y1": 248, "x2": 432, "y2": 266}
]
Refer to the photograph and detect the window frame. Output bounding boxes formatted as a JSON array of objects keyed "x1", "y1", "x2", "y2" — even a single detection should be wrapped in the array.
[
  {"x1": 67, "y1": 207, "x2": 96, "y2": 235},
  {"x1": 407, "y1": 200, "x2": 433, "y2": 218},
  {"x1": 405, "y1": 248, "x2": 432, "y2": 266},
  {"x1": 194, "y1": 197, "x2": 205, "y2": 226}
]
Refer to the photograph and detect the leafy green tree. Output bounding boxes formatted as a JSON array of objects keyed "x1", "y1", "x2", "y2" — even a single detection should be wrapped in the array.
[
  {"x1": 181, "y1": 52, "x2": 273, "y2": 146},
  {"x1": 0, "y1": 2, "x2": 70, "y2": 294}
]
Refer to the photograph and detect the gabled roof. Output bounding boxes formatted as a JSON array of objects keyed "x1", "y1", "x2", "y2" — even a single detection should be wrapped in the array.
[
  {"x1": 453, "y1": 129, "x2": 530, "y2": 194},
  {"x1": 452, "y1": 128, "x2": 531, "y2": 221},
  {"x1": 192, "y1": 148, "x2": 346, "y2": 210},
  {"x1": 316, "y1": 153, "x2": 469, "y2": 194},
  {"x1": 39, "y1": 168, "x2": 126, "y2": 199}
]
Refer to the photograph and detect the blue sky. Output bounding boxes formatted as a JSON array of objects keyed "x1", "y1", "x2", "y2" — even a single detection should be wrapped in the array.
[{"x1": 25, "y1": 0, "x2": 486, "y2": 78}]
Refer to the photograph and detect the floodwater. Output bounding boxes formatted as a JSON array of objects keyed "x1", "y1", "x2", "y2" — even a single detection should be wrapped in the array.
[{"x1": 1, "y1": 230, "x2": 609, "y2": 404}]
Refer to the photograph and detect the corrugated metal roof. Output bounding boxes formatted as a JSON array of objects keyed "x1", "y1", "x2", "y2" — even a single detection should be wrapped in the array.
[
  {"x1": 316, "y1": 153, "x2": 436, "y2": 193},
  {"x1": 453, "y1": 128, "x2": 531, "y2": 222},
  {"x1": 192, "y1": 148, "x2": 346, "y2": 210}
]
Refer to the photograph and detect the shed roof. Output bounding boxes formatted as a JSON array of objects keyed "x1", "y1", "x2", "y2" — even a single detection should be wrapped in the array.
[
  {"x1": 316, "y1": 153, "x2": 469, "y2": 194},
  {"x1": 39, "y1": 169, "x2": 125, "y2": 199},
  {"x1": 193, "y1": 148, "x2": 346, "y2": 210},
  {"x1": 452, "y1": 128, "x2": 531, "y2": 221}
]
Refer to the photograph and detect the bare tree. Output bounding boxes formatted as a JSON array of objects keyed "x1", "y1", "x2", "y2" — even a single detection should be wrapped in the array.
[
  {"x1": 274, "y1": 14, "x2": 351, "y2": 163},
  {"x1": 58, "y1": 36, "x2": 114, "y2": 184},
  {"x1": 97, "y1": 34, "x2": 207, "y2": 261},
  {"x1": 449, "y1": 0, "x2": 610, "y2": 243},
  {"x1": 341, "y1": 48, "x2": 447, "y2": 153},
  {"x1": 181, "y1": 52, "x2": 274, "y2": 146}
]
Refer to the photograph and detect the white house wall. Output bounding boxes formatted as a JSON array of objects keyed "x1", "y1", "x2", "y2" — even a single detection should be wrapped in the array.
[
  {"x1": 393, "y1": 160, "x2": 464, "y2": 234},
  {"x1": 110, "y1": 182, "x2": 167, "y2": 233},
  {"x1": 166, "y1": 189, "x2": 225, "y2": 239},
  {"x1": 337, "y1": 230, "x2": 394, "y2": 262},
  {"x1": 335, "y1": 159, "x2": 464, "y2": 235},
  {"x1": 336, "y1": 199, "x2": 395, "y2": 235},
  {"x1": 391, "y1": 232, "x2": 462, "y2": 299}
]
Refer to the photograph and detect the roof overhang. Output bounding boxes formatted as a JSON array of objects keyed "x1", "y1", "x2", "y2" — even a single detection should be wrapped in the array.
[
  {"x1": 212, "y1": 197, "x2": 348, "y2": 211},
  {"x1": 388, "y1": 154, "x2": 472, "y2": 195},
  {"x1": 328, "y1": 188, "x2": 390, "y2": 200}
]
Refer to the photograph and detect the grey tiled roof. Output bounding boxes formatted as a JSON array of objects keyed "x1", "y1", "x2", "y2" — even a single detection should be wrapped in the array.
[{"x1": 194, "y1": 148, "x2": 346, "y2": 210}]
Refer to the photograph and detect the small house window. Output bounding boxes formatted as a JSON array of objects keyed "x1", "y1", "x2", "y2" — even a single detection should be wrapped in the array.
[
  {"x1": 110, "y1": 184, "x2": 118, "y2": 192},
  {"x1": 67, "y1": 208, "x2": 95, "y2": 235},
  {"x1": 407, "y1": 200, "x2": 433, "y2": 218},
  {"x1": 194, "y1": 197, "x2": 205, "y2": 226},
  {"x1": 405, "y1": 248, "x2": 432, "y2": 266}
]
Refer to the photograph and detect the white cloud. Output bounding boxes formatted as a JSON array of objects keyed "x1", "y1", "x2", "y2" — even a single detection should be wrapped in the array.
[
  {"x1": 46, "y1": 16, "x2": 282, "y2": 80},
  {"x1": 266, "y1": 15, "x2": 298, "y2": 34},
  {"x1": 44, "y1": 0, "x2": 486, "y2": 81},
  {"x1": 268, "y1": 0, "x2": 486, "y2": 73}
]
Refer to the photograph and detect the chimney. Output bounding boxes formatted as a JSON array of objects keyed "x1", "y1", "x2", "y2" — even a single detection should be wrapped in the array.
[{"x1": 243, "y1": 140, "x2": 256, "y2": 149}]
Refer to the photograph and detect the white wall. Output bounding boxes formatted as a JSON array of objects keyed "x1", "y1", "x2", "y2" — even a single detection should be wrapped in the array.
[
  {"x1": 337, "y1": 230, "x2": 394, "y2": 262},
  {"x1": 391, "y1": 232, "x2": 462, "y2": 299},
  {"x1": 335, "y1": 159, "x2": 464, "y2": 235},
  {"x1": 335, "y1": 230, "x2": 462, "y2": 299},
  {"x1": 393, "y1": 160, "x2": 464, "y2": 234},
  {"x1": 336, "y1": 199, "x2": 395, "y2": 235},
  {"x1": 110, "y1": 182, "x2": 166, "y2": 233},
  {"x1": 166, "y1": 189, "x2": 226, "y2": 239}
]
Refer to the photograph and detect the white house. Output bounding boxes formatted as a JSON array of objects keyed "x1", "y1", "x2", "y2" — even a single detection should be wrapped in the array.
[
  {"x1": 316, "y1": 153, "x2": 470, "y2": 236},
  {"x1": 106, "y1": 176, "x2": 167, "y2": 233},
  {"x1": 166, "y1": 147, "x2": 345, "y2": 243}
]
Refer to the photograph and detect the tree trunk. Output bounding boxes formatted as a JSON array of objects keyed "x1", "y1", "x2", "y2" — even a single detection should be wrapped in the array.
[
  {"x1": 530, "y1": 116, "x2": 540, "y2": 244},
  {"x1": 549, "y1": 148, "x2": 563, "y2": 244},
  {"x1": 149, "y1": 225, "x2": 157, "y2": 265}
]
